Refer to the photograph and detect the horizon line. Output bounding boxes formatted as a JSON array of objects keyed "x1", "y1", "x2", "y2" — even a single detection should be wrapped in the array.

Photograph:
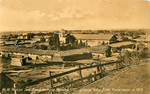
[{"x1": 0, "y1": 28, "x2": 150, "y2": 32}]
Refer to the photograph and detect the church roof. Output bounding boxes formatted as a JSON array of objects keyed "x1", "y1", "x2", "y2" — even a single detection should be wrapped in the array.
[{"x1": 72, "y1": 34, "x2": 114, "y2": 40}]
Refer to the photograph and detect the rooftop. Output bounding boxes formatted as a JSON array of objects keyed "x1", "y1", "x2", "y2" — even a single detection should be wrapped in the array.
[
  {"x1": 58, "y1": 48, "x2": 90, "y2": 57},
  {"x1": 72, "y1": 34, "x2": 113, "y2": 40},
  {"x1": 109, "y1": 41, "x2": 134, "y2": 47},
  {"x1": 87, "y1": 45, "x2": 108, "y2": 54},
  {"x1": 134, "y1": 34, "x2": 150, "y2": 42},
  {"x1": 0, "y1": 46, "x2": 91, "y2": 56}
]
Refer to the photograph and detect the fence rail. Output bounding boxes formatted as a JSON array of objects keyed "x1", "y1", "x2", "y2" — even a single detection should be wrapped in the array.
[{"x1": 16, "y1": 60, "x2": 123, "y2": 90}]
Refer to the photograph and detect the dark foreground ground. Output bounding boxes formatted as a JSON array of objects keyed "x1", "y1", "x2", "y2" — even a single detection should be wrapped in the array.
[{"x1": 72, "y1": 59, "x2": 150, "y2": 94}]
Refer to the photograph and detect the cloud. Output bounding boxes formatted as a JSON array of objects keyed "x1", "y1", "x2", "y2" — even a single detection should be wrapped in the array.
[
  {"x1": 48, "y1": 14, "x2": 60, "y2": 21},
  {"x1": 47, "y1": 7, "x2": 92, "y2": 22},
  {"x1": 29, "y1": 10, "x2": 46, "y2": 18},
  {"x1": 0, "y1": 0, "x2": 149, "y2": 31},
  {"x1": 57, "y1": 7, "x2": 92, "y2": 20}
]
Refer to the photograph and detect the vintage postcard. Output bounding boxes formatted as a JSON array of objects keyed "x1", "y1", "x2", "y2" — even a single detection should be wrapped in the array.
[{"x1": 0, "y1": 0, "x2": 150, "y2": 94}]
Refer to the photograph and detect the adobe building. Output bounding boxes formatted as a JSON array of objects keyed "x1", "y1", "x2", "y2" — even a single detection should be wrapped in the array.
[
  {"x1": 72, "y1": 34, "x2": 119, "y2": 47},
  {"x1": 51, "y1": 48, "x2": 92, "y2": 62},
  {"x1": 11, "y1": 57, "x2": 26, "y2": 66}
]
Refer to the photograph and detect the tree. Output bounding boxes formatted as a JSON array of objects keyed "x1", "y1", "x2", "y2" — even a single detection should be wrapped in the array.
[
  {"x1": 120, "y1": 32, "x2": 125, "y2": 38},
  {"x1": 40, "y1": 45, "x2": 47, "y2": 50},
  {"x1": 40, "y1": 36, "x2": 45, "y2": 42},
  {"x1": 132, "y1": 32, "x2": 138, "y2": 39},
  {"x1": 49, "y1": 37, "x2": 55, "y2": 46},
  {"x1": 27, "y1": 33, "x2": 35, "y2": 39},
  {"x1": 106, "y1": 46, "x2": 112, "y2": 57},
  {"x1": 122, "y1": 37, "x2": 129, "y2": 41},
  {"x1": 102, "y1": 41, "x2": 105, "y2": 45}
]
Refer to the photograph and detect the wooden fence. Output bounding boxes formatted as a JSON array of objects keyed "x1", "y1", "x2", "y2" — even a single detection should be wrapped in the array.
[{"x1": 14, "y1": 60, "x2": 123, "y2": 94}]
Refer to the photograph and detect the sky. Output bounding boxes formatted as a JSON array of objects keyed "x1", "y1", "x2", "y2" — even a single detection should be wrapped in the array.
[{"x1": 0, "y1": 0, "x2": 150, "y2": 31}]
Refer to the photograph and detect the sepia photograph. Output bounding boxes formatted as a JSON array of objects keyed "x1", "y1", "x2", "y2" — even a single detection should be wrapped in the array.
[{"x1": 0, "y1": 0, "x2": 150, "y2": 94}]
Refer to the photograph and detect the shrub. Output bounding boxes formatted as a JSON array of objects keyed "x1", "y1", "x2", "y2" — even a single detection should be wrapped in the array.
[
  {"x1": 122, "y1": 37, "x2": 129, "y2": 41},
  {"x1": 40, "y1": 45, "x2": 48, "y2": 50},
  {"x1": 139, "y1": 47, "x2": 150, "y2": 58},
  {"x1": 118, "y1": 47, "x2": 150, "y2": 67}
]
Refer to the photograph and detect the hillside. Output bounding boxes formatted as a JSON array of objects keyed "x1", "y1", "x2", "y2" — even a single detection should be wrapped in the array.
[{"x1": 72, "y1": 59, "x2": 150, "y2": 94}]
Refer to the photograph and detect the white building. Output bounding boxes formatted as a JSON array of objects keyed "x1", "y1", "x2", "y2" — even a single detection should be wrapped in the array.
[
  {"x1": 72, "y1": 34, "x2": 115, "y2": 47},
  {"x1": 59, "y1": 29, "x2": 67, "y2": 44},
  {"x1": 11, "y1": 57, "x2": 26, "y2": 66}
]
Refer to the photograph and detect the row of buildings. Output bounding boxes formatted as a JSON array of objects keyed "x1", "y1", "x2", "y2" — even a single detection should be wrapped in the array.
[
  {"x1": 1, "y1": 29, "x2": 149, "y2": 66},
  {"x1": 0, "y1": 48, "x2": 93, "y2": 66},
  {"x1": 0, "y1": 29, "x2": 120, "y2": 50}
]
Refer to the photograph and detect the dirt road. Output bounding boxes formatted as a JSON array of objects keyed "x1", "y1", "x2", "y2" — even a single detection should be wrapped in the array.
[{"x1": 72, "y1": 60, "x2": 150, "y2": 94}]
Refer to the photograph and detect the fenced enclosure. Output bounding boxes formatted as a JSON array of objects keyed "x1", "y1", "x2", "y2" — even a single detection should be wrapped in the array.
[{"x1": 11, "y1": 60, "x2": 124, "y2": 94}]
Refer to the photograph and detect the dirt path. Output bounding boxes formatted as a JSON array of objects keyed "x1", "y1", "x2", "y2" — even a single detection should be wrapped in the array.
[{"x1": 72, "y1": 60, "x2": 150, "y2": 94}]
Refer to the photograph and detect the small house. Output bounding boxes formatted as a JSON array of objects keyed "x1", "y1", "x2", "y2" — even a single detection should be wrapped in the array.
[
  {"x1": 87, "y1": 45, "x2": 112, "y2": 58},
  {"x1": 109, "y1": 35, "x2": 118, "y2": 44},
  {"x1": 28, "y1": 54, "x2": 38, "y2": 60},
  {"x1": 17, "y1": 33, "x2": 29, "y2": 40},
  {"x1": 38, "y1": 55, "x2": 51, "y2": 62},
  {"x1": 3, "y1": 41, "x2": 15, "y2": 46},
  {"x1": 109, "y1": 41, "x2": 135, "y2": 53},
  {"x1": 0, "y1": 41, "x2": 5, "y2": 46},
  {"x1": 1, "y1": 51, "x2": 11, "y2": 58},
  {"x1": 11, "y1": 57, "x2": 26, "y2": 66},
  {"x1": 52, "y1": 48, "x2": 92, "y2": 61},
  {"x1": 134, "y1": 34, "x2": 150, "y2": 48}
]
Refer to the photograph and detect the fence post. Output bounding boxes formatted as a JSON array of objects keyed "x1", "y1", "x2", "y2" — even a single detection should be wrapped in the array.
[
  {"x1": 49, "y1": 71, "x2": 53, "y2": 94},
  {"x1": 118, "y1": 62, "x2": 120, "y2": 70},
  {"x1": 70, "y1": 78, "x2": 73, "y2": 91},
  {"x1": 62, "y1": 63, "x2": 65, "y2": 69},
  {"x1": 13, "y1": 83, "x2": 17, "y2": 94},
  {"x1": 94, "y1": 71, "x2": 97, "y2": 81},
  {"x1": 116, "y1": 63, "x2": 119, "y2": 71},
  {"x1": 99, "y1": 57, "x2": 103, "y2": 78},
  {"x1": 79, "y1": 65, "x2": 82, "y2": 78},
  {"x1": 125, "y1": 60, "x2": 127, "y2": 68},
  {"x1": 97, "y1": 66, "x2": 100, "y2": 79},
  {"x1": 51, "y1": 55, "x2": 53, "y2": 61}
]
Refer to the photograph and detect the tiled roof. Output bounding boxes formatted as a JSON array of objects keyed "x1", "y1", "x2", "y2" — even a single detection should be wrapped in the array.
[
  {"x1": 0, "y1": 46, "x2": 57, "y2": 56},
  {"x1": 58, "y1": 48, "x2": 90, "y2": 56},
  {"x1": 4, "y1": 41, "x2": 15, "y2": 44},
  {"x1": 0, "y1": 46, "x2": 91, "y2": 57},
  {"x1": 72, "y1": 34, "x2": 113, "y2": 40},
  {"x1": 134, "y1": 34, "x2": 150, "y2": 42},
  {"x1": 109, "y1": 42, "x2": 134, "y2": 47},
  {"x1": 87, "y1": 45, "x2": 108, "y2": 54}
]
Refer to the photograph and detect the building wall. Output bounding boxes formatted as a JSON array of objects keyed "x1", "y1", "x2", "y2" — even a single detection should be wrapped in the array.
[
  {"x1": 78, "y1": 39, "x2": 110, "y2": 47},
  {"x1": 63, "y1": 53, "x2": 92, "y2": 61},
  {"x1": 11, "y1": 58, "x2": 22, "y2": 66},
  {"x1": 59, "y1": 37, "x2": 66, "y2": 44}
]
